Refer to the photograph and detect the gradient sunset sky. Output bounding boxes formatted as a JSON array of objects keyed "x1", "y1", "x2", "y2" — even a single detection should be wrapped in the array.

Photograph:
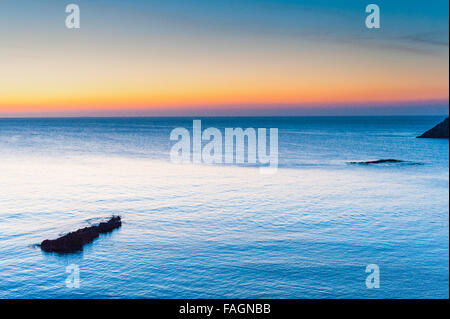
[{"x1": 0, "y1": 0, "x2": 448, "y2": 116}]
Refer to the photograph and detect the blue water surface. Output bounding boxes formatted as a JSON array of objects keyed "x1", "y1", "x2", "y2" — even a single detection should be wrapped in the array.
[{"x1": 0, "y1": 116, "x2": 448, "y2": 298}]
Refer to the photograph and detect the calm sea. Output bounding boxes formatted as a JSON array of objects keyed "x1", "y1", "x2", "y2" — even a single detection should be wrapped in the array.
[{"x1": 0, "y1": 116, "x2": 448, "y2": 298}]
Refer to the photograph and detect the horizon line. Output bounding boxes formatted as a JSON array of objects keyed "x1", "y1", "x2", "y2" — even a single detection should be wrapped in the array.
[
  {"x1": 1, "y1": 99, "x2": 448, "y2": 118},
  {"x1": 1, "y1": 114, "x2": 449, "y2": 120}
]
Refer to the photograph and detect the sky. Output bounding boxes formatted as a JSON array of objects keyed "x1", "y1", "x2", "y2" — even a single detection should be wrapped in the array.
[{"x1": 0, "y1": 0, "x2": 448, "y2": 116}]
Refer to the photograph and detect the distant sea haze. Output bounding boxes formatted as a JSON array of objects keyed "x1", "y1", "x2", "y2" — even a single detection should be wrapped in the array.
[
  {"x1": 0, "y1": 100, "x2": 448, "y2": 118},
  {"x1": 0, "y1": 116, "x2": 448, "y2": 298}
]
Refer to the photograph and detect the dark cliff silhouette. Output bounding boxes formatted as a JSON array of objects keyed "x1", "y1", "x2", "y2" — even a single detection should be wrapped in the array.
[{"x1": 417, "y1": 117, "x2": 449, "y2": 138}]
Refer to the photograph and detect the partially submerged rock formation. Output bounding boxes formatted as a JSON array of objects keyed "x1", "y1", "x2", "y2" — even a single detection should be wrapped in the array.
[
  {"x1": 417, "y1": 117, "x2": 449, "y2": 138},
  {"x1": 348, "y1": 159, "x2": 423, "y2": 166},
  {"x1": 349, "y1": 159, "x2": 404, "y2": 165},
  {"x1": 40, "y1": 216, "x2": 121, "y2": 253}
]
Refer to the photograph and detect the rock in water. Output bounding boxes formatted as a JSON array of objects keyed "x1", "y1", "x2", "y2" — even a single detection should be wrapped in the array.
[
  {"x1": 417, "y1": 117, "x2": 449, "y2": 138},
  {"x1": 349, "y1": 159, "x2": 404, "y2": 165},
  {"x1": 40, "y1": 216, "x2": 122, "y2": 253}
]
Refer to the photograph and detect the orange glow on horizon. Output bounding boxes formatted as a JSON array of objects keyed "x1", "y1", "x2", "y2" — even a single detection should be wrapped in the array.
[{"x1": 1, "y1": 84, "x2": 448, "y2": 114}]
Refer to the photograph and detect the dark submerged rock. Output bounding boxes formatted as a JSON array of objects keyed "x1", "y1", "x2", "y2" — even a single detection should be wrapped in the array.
[
  {"x1": 417, "y1": 117, "x2": 449, "y2": 138},
  {"x1": 40, "y1": 216, "x2": 121, "y2": 253},
  {"x1": 349, "y1": 159, "x2": 405, "y2": 165}
]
